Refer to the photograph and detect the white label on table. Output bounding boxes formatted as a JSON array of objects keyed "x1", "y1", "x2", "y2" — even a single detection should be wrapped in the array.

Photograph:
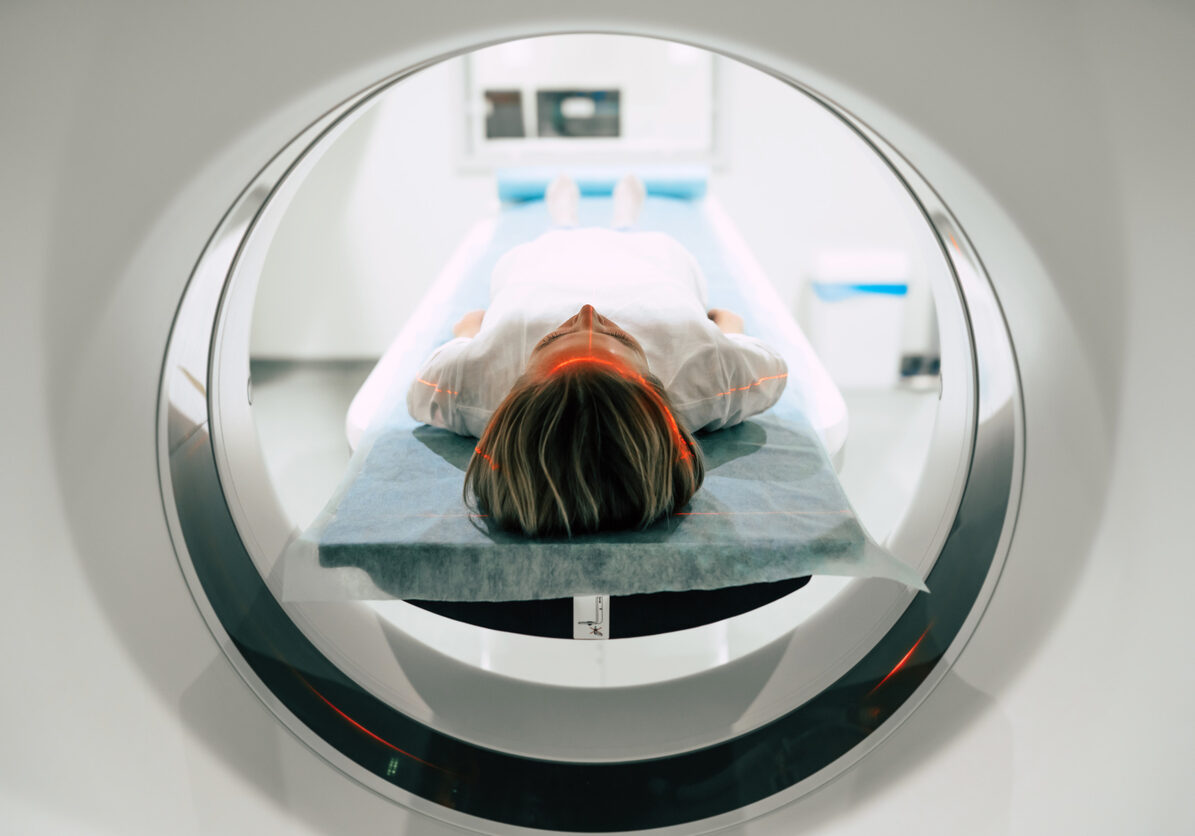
[{"x1": 573, "y1": 595, "x2": 609, "y2": 640}]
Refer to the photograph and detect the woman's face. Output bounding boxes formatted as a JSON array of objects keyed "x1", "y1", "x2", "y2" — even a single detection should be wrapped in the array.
[{"x1": 524, "y1": 304, "x2": 649, "y2": 380}]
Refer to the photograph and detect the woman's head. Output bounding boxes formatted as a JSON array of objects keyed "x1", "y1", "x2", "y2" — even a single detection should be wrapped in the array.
[{"x1": 465, "y1": 305, "x2": 704, "y2": 537}]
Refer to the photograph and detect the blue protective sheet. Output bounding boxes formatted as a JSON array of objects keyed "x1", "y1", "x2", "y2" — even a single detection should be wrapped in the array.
[{"x1": 295, "y1": 182, "x2": 925, "y2": 602}]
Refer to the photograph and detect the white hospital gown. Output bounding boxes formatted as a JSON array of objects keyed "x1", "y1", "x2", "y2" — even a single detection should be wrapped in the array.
[{"x1": 407, "y1": 228, "x2": 788, "y2": 437}]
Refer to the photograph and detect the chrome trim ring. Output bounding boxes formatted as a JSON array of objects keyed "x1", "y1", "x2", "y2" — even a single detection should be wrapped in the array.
[{"x1": 157, "y1": 35, "x2": 1023, "y2": 834}]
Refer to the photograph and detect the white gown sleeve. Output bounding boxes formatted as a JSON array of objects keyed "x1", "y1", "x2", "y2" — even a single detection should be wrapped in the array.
[
  {"x1": 406, "y1": 337, "x2": 492, "y2": 437},
  {"x1": 672, "y1": 332, "x2": 789, "y2": 431}
]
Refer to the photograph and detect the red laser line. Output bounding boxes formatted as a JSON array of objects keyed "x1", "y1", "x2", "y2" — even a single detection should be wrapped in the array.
[
  {"x1": 868, "y1": 623, "x2": 933, "y2": 696},
  {"x1": 416, "y1": 377, "x2": 458, "y2": 396},
  {"x1": 297, "y1": 675, "x2": 453, "y2": 774},
  {"x1": 712, "y1": 373, "x2": 788, "y2": 398},
  {"x1": 549, "y1": 356, "x2": 627, "y2": 375},
  {"x1": 474, "y1": 445, "x2": 499, "y2": 470},
  {"x1": 674, "y1": 510, "x2": 850, "y2": 516}
]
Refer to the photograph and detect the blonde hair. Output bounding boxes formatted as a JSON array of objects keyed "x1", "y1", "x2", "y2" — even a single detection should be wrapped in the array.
[{"x1": 465, "y1": 362, "x2": 704, "y2": 537}]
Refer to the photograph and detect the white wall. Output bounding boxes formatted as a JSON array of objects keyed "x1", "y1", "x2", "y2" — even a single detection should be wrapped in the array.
[
  {"x1": 250, "y1": 58, "x2": 493, "y2": 359},
  {"x1": 251, "y1": 38, "x2": 941, "y2": 365},
  {"x1": 710, "y1": 59, "x2": 941, "y2": 360},
  {"x1": 467, "y1": 36, "x2": 714, "y2": 161}
]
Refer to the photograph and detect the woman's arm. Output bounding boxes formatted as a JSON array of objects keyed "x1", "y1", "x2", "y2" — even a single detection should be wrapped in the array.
[
  {"x1": 718, "y1": 333, "x2": 789, "y2": 424},
  {"x1": 707, "y1": 308, "x2": 744, "y2": 334},
  {"x1": 407, "y1": 313, "x2": 491, "y2": 436},
  {"x1": 453, "y1": 309, "x2": 486, "y2": 338},
  {"x1": 672, "y1": 317, "x2": 789, "y2": 431}
]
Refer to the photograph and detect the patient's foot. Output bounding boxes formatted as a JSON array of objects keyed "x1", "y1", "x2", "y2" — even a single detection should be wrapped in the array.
[
  {"x1": 612, "y1": 174, "x2": 646, "y2": 228},
  {"x1": 546, "y1": 174, "x2": 580, "y2": 227}
]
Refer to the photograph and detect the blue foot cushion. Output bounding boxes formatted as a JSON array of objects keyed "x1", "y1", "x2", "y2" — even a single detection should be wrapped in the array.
[{"x1": 495, "y1": 166, "x2": 709, "y2": 203}]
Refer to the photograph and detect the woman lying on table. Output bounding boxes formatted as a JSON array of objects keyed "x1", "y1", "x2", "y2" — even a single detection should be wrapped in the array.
[{"x1": 408, "y1": 175, "x2": 787, "y2": 536}]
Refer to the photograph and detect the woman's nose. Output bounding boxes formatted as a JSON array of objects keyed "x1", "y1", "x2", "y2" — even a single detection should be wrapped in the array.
[{"x1": 577, "y1": 304, "x2": 595, "y2": 326}]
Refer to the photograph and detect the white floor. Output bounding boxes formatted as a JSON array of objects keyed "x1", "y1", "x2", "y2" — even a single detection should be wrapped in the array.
[
  {"x1": 836, "y1": 385, "x2": 940, "y2": 542},
  {"x1": 251, "y1": 360, "x2": 375, "y2": 530},
  {"x1": 250, "y1": 360, "x2": 940, "y2": 545}
]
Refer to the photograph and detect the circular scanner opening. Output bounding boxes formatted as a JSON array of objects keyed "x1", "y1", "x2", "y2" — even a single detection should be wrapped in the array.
[
  {"x1": 246, "y1": 33, "x2": 958, "y2": 652},
  {"x1": 253, "y1": 37, "x2": 950, "y2": 552},
  {"x1": 160, "y1": 31, "x2": 1020, "y2": 834}
]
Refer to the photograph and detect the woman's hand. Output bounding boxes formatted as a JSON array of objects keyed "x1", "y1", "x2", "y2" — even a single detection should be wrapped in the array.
[
  {"x1": 707, "y1": 308, "x2": 744, "y2": 334},
  {"x1": 453, "y1": 309, "x2": 486, "y2": 338}
]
